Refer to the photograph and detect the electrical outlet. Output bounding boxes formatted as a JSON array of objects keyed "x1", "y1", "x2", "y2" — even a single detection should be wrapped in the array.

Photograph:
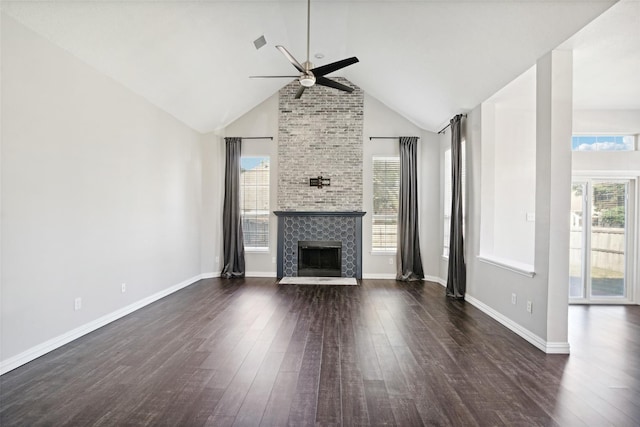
[
  {"x1": 215, "y1": 255, "x2": 220, "y2": 264},
  {"x1": 511, "y1": 293, "x2": 517, "y2": 305},
  {"x1": 272, "y1": 257, "x2": 276, "y2": 264},
  {"x1": 526, "y1": 213, "x2": 536, "y2": 222},
  {"x1": 121, "y1": 283, "x2": 126, "y2": 293},
  {"x1": 527, "y1": 300, "x2": 533, "y2": 313},
  {"x1": 74, "y1": 297, "x2": 82, "y2": 311},
  {"x1": 388, "y1": 257, "x2": 393, "y2": 265}
]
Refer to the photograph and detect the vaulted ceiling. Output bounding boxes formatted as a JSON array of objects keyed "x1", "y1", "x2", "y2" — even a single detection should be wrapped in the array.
[{"x1": 3, "y1": 0, "x2": 633, "y2": 134}]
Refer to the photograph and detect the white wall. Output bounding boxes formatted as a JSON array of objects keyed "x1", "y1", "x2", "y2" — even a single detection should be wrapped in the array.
[
  {"x1": 419, "y1": 128, "x2": 442, "y2": 281},
  {"x1": 574, "y1": 109, "x2": 640, "y2": 135},
  {"x1": 493, "y1": 106, "x2": 536, "y2": 264},
  {"x1": 200, "y1": 132, "x2": 225, "y2": 276},
  {"x1": 221, "y1": 95, "x2": 279, "y2": 277},
  {"x1": 362, "y1": 94, "x2": 439, "y2": 279},
  {"x1": 465, "y1": 106, "x2": 551, "y2": 345},
  {"x1": 573, "y1": 149, "x2": 640, "y2": 175},
  {"x1": 460, "y1": 51, "x2": 574, "y2": 353},
  {"x1": 478, "y1": 68, "x2": 537, "y2": 267},
  {"x1": 1, "y1": 15, "x2": 203, "y2": 367}
]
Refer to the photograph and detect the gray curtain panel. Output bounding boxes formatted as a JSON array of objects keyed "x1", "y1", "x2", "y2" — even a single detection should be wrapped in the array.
[
  {"x1": 446, "y1": 115, "x2": 466, "y2": 298},
  {"x1": 221, "y1": 137, "x2": 245, "y2": 278},
  {"x1": 396, "y1": 136, "x2": 424, "y2": 281}
]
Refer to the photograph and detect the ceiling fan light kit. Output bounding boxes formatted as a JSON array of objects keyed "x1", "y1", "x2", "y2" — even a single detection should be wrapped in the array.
[
  {"x1": 299, "y1": 74, "x2": 316, "y2": 87},
  {"x1": 252, "y1": 0, "x2": 359, "y2": 99}
]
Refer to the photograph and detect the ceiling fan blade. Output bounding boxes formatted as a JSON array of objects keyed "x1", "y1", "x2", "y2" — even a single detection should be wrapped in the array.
[
  {"x1": 311, "y1": 57, "x2": 359, "y2": 77},
  {"x1": 250, "y1": 75, "x2": 299, "y2": 79},
  {"x1": 315, "y1": 76, "x2": 354, "y2": 93},
  {"x1": 295, "y1": 86, "x2": 306, "y2": 99},
  {"x1": 276, "y1": 45, "x2": 305, "y2": 73}
]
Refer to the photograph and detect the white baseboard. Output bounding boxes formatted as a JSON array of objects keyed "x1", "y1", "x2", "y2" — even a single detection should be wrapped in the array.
[
  {"x1": 245, "y1": 271, "x2": 277, "y2": 278},
  {"x1": 544, "y1": 341, "x2": 571, "y2": 354},
  {"x1": 425, "y1": 275, "x2": 446, "y2": 286},
  {"x1": 205, "y1": 271, "x2": 277, "y2": 278},
  {"x1": 362, "y1": 273, "x2": 396, "y2": 279},
  {"x1": 0, "y1": 273, "x2": 208, "y2": 375},
  {"x1": 465, "y1": 294, "x2": 570, "y2": 354},
  {"x1": 361, "y1": 274, "x2": 445, "y2": 284}
]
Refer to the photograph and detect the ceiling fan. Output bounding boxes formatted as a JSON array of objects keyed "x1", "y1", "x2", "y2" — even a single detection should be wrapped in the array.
[{"x1": 251, "y1": 0, "x2": 359, "y2": 99}]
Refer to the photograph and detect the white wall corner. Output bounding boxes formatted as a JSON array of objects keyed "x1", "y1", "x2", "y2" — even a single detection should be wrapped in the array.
[
  {"x1": 465, "y1": 294, "x2": 570, "y2": 354},
  {"x1": 536, "y1": 49, "x2": 573, "y2": 345},
  {"x1": 200, "y1": 272, "x2": 220, "y2": 279},
  {"x1": 0, "y1": 274, "x2": 207, "y2": 375},
  {"x1": 425, "y1": 275, "x2": 446, "y2": 287}
]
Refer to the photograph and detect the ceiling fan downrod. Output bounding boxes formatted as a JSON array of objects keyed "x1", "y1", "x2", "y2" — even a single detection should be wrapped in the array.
[{"x1": 250, "y1": 0, "x2": 360, "y2": 98}]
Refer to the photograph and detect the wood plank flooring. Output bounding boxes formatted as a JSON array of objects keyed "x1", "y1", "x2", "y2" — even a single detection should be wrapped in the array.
[{"x1": 1, "y1": 278, "x2": 638, "y2": 426}]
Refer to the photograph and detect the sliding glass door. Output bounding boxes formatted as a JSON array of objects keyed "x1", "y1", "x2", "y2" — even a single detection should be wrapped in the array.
[{"x1": 570, "y1": 178, "x2": 635, "y2": 303}]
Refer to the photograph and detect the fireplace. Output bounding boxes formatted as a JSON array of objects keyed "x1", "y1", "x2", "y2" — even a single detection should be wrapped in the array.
[
  {"x1": 274, "y1": 211, "x2": 366, "y2": 279},
  {"x1": 298, "y1": 241, "x2": 342, "y2": 277}
]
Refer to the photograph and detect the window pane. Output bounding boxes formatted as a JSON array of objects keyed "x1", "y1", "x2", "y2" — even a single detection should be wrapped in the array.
[
  {"x1": 240, "y1": 157, "x2": 269, "y2": 249},
  {"x1": 569, "y1": 182, "x2": 585, "y2": 299},
  {"x1": 590, "y1": 181, "x2": 626, "y2": 297},
  {"x1": 372, "y1": 157, "x2": 399, "y2": 251},
  {"x1": 572, "y1": 135, "x2": 634, "y2": 151},
  {"x1": 241, "y1": 214, "x2": 269, "y2": 247}
]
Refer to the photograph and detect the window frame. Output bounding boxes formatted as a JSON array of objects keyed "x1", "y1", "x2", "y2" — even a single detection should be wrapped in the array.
[
  {"x1": 240, "y1": 156, "x2": 270, "y2": 251},
  {"x1": 371, "y1": 156, "x2": 400, "y2": 254}
]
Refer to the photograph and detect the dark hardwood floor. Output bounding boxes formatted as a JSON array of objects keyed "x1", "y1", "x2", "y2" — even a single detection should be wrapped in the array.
[{"x1": 1, "y1": 278, "x2": 638, "y2": 426}]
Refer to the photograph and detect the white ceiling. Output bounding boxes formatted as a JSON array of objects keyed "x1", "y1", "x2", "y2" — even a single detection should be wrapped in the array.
[
  {"x1": 560, "y1": 0, "x2": 640, "y2": 111},
  {"x1": 2, "y1": 0, "x2": 631, "y2": 133}
]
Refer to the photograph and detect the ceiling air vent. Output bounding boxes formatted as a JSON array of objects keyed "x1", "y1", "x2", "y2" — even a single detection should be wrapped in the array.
[{"x1": 253, "y1": 35, "x2": 267, "y2": 50}]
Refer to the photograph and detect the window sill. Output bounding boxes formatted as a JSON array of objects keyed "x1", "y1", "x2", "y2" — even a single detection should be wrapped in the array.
[
  {"x1": 245, "y1": 247, "x2": 270, "y2": 253},
  {"x1": 371, "y1": 250, "x2": 397, "y2": 256},
  {"x1": 477, "y1": 254, "x2": 535, "y2": 278}
]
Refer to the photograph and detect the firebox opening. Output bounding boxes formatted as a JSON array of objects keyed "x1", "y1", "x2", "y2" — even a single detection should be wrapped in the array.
[{"x1": 298, "y1": 241, "x2": 342, "y2": 277}]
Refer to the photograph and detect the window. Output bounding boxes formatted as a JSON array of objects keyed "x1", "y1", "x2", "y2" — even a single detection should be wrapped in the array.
[
  {"x1": 372, "y1": 157, "x2": 399, "y2": 252},
  {"x1": 443, "y1": 146, "x2": 465, "y2": 257},
  {"x1": 240, "y1": 157, "x2": 269, "y2": 250},
  {"x1": 572, "y1": 135, "x2": 635, "y2": 151}
]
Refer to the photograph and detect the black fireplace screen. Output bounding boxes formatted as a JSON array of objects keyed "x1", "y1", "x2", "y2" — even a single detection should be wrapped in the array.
[{"x1": 298, "y1": 241, "x2": 342, "y2": 277}]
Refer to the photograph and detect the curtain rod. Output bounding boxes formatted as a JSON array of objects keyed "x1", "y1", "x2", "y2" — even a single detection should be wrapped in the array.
[
  {"x1": 241, "y1": 136, "x2": 273, "y2": 140},
  {"x1": 437, "y1": 114, "x2": 467, "y2": 135},
  {"x1": 369, "y1": 137, "x2": 420, "y2": 140}
]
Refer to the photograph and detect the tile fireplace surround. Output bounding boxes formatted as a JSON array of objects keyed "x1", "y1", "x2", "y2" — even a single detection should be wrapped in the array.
[{"x1": 274, "y1": 211, "x2": 366, "y2": 279}]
